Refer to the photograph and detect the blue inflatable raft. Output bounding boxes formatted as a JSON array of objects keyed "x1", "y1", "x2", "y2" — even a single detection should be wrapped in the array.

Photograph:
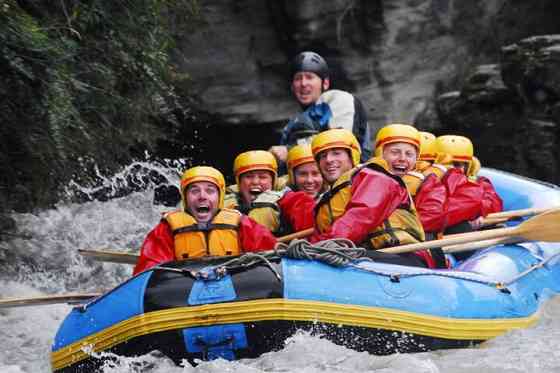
[{"x1": 51, "y1": 168, "x2": 560, "y2": 372}]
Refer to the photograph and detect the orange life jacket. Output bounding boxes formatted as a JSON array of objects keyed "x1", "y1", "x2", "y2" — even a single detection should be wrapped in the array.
[{"x1": 164, "y1": 208, "x2": 241, "y2": 260}]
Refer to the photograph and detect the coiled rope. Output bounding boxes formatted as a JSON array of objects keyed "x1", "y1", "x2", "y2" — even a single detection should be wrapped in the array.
[{"x1": 204, "y1": 238, "x2": 368, "y2": 281}]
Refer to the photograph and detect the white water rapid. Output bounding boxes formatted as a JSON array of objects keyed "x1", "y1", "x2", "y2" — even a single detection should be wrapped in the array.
[{"x1": 1, "y1": 161, "x2": 560, "y2": 373}]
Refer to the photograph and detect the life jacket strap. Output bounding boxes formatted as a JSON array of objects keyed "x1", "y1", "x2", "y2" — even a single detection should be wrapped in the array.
[{"x1": 172, "y1": 223, "x2": 238, "y2": 235}]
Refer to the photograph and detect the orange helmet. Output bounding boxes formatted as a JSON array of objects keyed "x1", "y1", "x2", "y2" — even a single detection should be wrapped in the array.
[
  {"x1": 375, "y1": 124, "x2": 421, "y2": 153},
  {"x1": 287, "y1": 144, "x2": 316, "y2": 185},
  {"x1": 233, "y1": 150, "x2": 278, "y2": 186},
  {"x1": 180, "y1": 166, "x2": 226, "y2": 209},
  {"x1": 435, "y1": 135, "x2": 474, "y2": 164},
  {"x1": 418, "y1": 131, "x2": 437, "y2": 161}
]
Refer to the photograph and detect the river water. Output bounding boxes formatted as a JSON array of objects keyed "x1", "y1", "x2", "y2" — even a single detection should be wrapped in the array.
[{"x1": 1, "y1": 161, "x2": 560, "y2": 373}]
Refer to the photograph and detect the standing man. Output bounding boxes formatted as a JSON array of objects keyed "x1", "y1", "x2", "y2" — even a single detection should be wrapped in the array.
[
  {"x1": 269, "y1": 51, "x2": 373, "y2": 165},
  {"x1": 133, "y1": 166, "x2": 277, "y2": 274}
]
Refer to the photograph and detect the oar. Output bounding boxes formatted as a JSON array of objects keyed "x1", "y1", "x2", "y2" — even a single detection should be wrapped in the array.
[
  {"x1": 485, "y1": 207, "x2": 552, "y2": 220},
  {"x1": 380, "y1": 208, "x2": 560, "y2": 255},
  {"x1": 442, "y1": 237, "x2": 520, "y2": 253},
  {"x1": 0, "y1": 293, "x2": 101, "y2": 308},
  {"x1": 78, "y1": 248, "x2": 139, "y2": 264},
  {"x1": 481, "y1": 217, "x2": 512, "y2": 227},
  {"x1": 481, "y1": 207, "x2": 555, "y2": 227},
  {"x1": 277, "y1": 227, "x2": 314, "y2": 243}
]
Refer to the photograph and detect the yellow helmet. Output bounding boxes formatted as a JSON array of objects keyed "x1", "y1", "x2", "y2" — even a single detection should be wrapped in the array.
[
  {"x1": 375, "y1": 123, "x2": 421, "y2": 153},
  {"x1": 418, "y1": 131, "x2": 437, "y2": 161},
  {"x1": 435, "y1": 135, "x2": 474, "y2": 164},
  {"x1": 311, "y1": 128, "x2": 361, "y2": 167},
  {"x1": 287, "y1": 144, "x2": 316, "y2": 185},
  {"x1": 180, "y1": 166, "x2": 226, "y2": 209},
  {"x1": 233, "y1": 150, "x2": 278, "y2": 186}
]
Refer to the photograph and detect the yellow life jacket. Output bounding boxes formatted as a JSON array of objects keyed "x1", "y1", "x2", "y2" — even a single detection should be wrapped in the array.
[
  {"x1": 315, "y1": 158, "x2": 425, "y2": 249},
  {"x1": 416, "y1": 161, "x2": 449, "y2": 180},
  {"x1": 223, "y1": 190, "x2": 284, "y2": 235},
  {"x1": 402, "y1": 171, "x2": 425, "y2": 197},
  {"x1": 275, "y1": 174, "x2": 289, "y2": 190},
  {"x1": 164, "y1": 208, "x2": 242, "y2": 260},
  {"x1": 223, "y1": 192, "x2": 239, "y2": 210}
]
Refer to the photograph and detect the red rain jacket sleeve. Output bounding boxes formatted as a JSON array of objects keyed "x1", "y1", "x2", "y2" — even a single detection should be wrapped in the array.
[
  {"x1": 309, "y1": 168, "x2": 408, "y2": 244},
  {"x1": 133, "y1": 220, "x2": 175, "y2": 275},
  {"x1": 478, "y1": 176, "x2": 504, "y2": 215},
  {"x1": 443, "y1": 168, "x2": 484, "y2": 227},
  {"x1": 278, "y1": 190, "x2": 316, "y2": 232},
  {"x1": 238, "y1": 215, "x2": 277, "y2": 252},
  {"x1": 414, "y1": 174, "x2": 448, "y2": 233}
]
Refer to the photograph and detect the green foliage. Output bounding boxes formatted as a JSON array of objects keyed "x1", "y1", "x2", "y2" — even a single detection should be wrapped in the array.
[{"x1": 0, "y1": 0, "x2": 200, "y2": 211}]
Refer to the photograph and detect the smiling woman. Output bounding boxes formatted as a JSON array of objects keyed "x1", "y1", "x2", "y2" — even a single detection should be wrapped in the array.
[{"x1": 286, "y1": 144, "x2": 324, "y2": 197}]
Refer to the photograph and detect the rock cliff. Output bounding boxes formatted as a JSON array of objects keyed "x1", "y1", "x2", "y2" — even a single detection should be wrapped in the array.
[{"x1": 175, "y1": 0, "x2": 560, "y2": 184}]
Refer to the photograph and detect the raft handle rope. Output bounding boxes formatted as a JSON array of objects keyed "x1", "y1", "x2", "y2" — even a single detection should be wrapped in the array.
[{"x1": 499, "y1": 250, "x2": 560, "y2": 287}]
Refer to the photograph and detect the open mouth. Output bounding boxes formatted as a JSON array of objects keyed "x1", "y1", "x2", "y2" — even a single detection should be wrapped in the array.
[
  {"x1": 249, "y1": 189, "x2": 262, "y2": 196},
  {"x1": 392, "y1": 165, "x2": 407, "y2": 173},
  {"x1": 196, "y1": 206, "x2": 210, "y2": 214},
  {"x1": 302, "y1": 185, "x2": 318, "y2": 193}
]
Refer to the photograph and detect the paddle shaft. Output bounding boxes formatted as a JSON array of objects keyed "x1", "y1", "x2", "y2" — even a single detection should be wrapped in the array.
[
  {"x1": 79, "y1": 249, "x2": 139, "y2": 264},
  {"x1": 277, "y1": 227, "x2": 314, "y2": 243},
  {"x1": 382, "y1": 208, "x2": 560, "y2": 255},
  {"x1": 0, "y1": 293, "x2": 101, "y2": 308},
  {"x1": 482, "y1": 208, "x2": 552, "y2": 226},
  {"x1": 380, "y1": 226, "x2": 517, "y2": 254},
  {"x1": 485, "y1": 207, "x2": 551, "y2": 220},
  {"x1": 442, "y1": 237, "x2": 520, "y2": 253}
]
